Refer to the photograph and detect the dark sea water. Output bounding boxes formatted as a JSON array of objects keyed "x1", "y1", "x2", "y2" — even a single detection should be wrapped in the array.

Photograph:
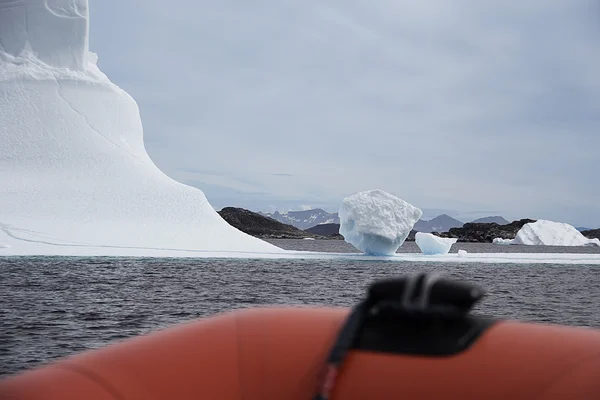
[{"x1": 1, "y1": 239, "x2": 600, "y2": 377}]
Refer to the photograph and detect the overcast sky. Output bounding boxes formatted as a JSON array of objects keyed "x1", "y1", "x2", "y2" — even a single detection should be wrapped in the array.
[{"x1": 89, "y1": 0, "x2": 600, "y2": 226}]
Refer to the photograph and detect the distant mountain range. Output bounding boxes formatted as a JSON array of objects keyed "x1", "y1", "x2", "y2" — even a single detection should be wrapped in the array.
[
  {"x1": 258, "y1": 208, "x2": 513, "y2": 233},
  {"x1": 258, "y1": 209, "x2": 339, "y2": 230},
  {"x1": 258, "y1": 208, "x2": 520, "y2": 233},
  {"x1": 471, "y1": 216, "x2": 510, "y2": 225},
  {"x1": 413, "y1": 214, "x2": 464, "y2": 233}
]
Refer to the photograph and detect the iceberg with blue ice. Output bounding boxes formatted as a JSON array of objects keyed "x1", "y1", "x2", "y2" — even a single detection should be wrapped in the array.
[
  {"x1": 339, "y1": 189, "x2": 422, "y2": 256},
  {"x1": 493, "y1": 220, "x2": 600, "y2": 247},
  {"x1": 415, "y1": 232, "x2": 458, "y2": 255},
  {"x1": 0, "y1": 0, "x2": 282, "y2": 257}
]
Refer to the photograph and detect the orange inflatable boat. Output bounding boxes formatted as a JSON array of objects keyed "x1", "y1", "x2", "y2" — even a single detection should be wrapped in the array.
[{"x1": 1, "y1": 273, "x2": 599, "y2": 400}]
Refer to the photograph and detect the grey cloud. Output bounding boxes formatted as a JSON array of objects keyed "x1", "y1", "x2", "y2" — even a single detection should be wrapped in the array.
[{"x1": 89, "y1": 0, "x2": 600, "y2": 226}]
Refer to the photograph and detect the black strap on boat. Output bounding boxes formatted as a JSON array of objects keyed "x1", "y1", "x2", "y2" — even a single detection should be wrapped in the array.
[
  {"x1": 312, "y1": 273, "x2": 485, "y2": 400},
  {"x1": 312, "y1": 299, "x2": 373, "y2": 400}
]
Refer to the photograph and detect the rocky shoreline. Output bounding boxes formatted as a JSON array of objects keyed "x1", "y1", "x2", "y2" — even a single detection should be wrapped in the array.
[
  {"x1": 218, "y1": 207, "x2": 599, "y2": 243},
  {"x1": 583, "y1": 229, "x2": 600, "y2": 240},
  {"x1": 218, "y1": 207, "x2": 334, "y2": 240},
  {"x1": 436, "y1": 219, "x2": 536, "y2": 243}
]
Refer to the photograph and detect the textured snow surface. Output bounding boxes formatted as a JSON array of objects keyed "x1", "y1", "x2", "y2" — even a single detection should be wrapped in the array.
[
  {"x1": 339, "y1": 189, "x2": 422, "y2": 255},
  {"x1": 415, "y1": 232, "x2": 457, "y2": 255},
  {"x1": 0, "y1": 0, "x2": 282, "y2": 256},
  {"x1": 493, "y1": 220, "x2": 600, "y2": 247}
]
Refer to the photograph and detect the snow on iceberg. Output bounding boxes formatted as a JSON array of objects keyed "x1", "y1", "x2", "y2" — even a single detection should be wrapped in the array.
[
  {"x1": 339, "y1": 189, "x2": 422, "y2": 256},
  {"x1": 415, "y1": 232, "x2": 458, "y2": 255},
  {"x1": 0, "y1": 0, "x2": 282, "y2": 257},
  {"x1": 0, "y1": 0, "x2": 89, "y2": 70},
  {"x1": 493, "y1": 220, "x2": 600, "y2": 247}
]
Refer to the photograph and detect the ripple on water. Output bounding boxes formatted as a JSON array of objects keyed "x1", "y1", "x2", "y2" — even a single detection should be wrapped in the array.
[{"x1": 1, "y1": 241, "x2": 599, "y2": 376}]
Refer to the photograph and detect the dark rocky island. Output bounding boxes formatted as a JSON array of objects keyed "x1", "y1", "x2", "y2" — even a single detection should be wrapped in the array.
[
  {"x1": 437, "y1": 219, "x2": 536, "y2": 243},
  {"x1": 218, "y1": 207, "x2": 321, "y2": 239},
  {"x1": 582, "y1": 229, "x2": 600, "y2": 240},
  {"x1": 305, "y1": 223, "x2": 343, "y2": 239}
]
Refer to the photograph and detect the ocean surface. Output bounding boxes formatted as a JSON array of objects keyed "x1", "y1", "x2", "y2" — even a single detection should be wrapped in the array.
[{"x1": 2, "y1": 239, "x2": 600, "y2": 377}]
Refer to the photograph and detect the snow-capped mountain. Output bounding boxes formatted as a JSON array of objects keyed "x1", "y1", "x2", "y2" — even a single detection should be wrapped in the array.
[
  {"x1": 259, "y1": 209, "x2": 340, "y2": 230},
  {"x1": 260, "y1": 207, "x2": 511, "y2": 234}
]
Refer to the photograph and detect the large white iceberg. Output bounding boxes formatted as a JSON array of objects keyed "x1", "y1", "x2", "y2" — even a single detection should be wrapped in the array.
[
  {"x1": 0, "y1": 0, "x2": 282, "y2": 256},
  {"x1": 339, "y1": 189, "x2": 422, "y2": 256},
  {"x1": 415, "y1": 232, "x2": 458, "y2": 255},
  {"x1": 493, "y1": 220, "x2": 600, "y2": 247}
]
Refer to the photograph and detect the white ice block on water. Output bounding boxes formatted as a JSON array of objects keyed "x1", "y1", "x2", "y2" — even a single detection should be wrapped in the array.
[
  {"x1": 339, "y1": 189, "x2": 422, "y2": 256},
  {"x1": 0, "y1": 0, "x2": 283, "y2": 256},
  {"x1": 493, "y1": 220, "x2": 600, "y2": 247},
  {"x1": 415, "y1": 232, "x2": 458, "y2": 255}
]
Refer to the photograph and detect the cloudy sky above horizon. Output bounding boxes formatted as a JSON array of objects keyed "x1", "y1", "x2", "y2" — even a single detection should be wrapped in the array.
[{"x1": 89, "y1": 0, "x2": 600, "y2": 226}]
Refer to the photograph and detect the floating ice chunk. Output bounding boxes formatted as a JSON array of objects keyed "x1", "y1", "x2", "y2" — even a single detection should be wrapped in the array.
[
  {"x1": 415, "y1": 232, "x2": 458, "y2": 255},
  {"x1": 458, "y1": 249, "x2": 467, "y2": 256},
  {"x1": 494, "y1": 220, "x2": 600, "y2": 247},
  {"x1": 339, "y1": 189, "x2": 422, "y2": 255}
]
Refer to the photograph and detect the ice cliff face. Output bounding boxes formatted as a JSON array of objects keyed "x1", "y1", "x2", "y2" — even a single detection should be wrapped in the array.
[
  {"x1": 0, "y1": 0, "x2": 282, "y2": 256},
  {"x1": 0, "y1": 0, "x2": 89, "y2": 70}
]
